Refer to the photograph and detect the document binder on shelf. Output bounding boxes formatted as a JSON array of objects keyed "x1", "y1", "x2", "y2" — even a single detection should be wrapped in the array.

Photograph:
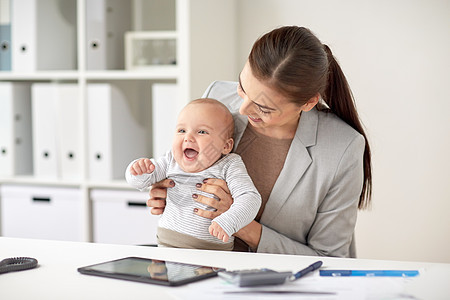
[
  {"x1": 32, "y1": 84, "x2": 59, "y2": 179},
  {"x1": 152, "y1": 83, "x2": 180, "y2": 158},
  {"x1": 87, "y1": 83, "x2": 148, "y2": 181},
  {"x1": 11, "y1": 0, "x2": 76, "y2": 71},
  {"x1": 56, "y1": 84, "x2": 81, "y2": 180},
  {"x1": 32, "y1": 83, "x2": 80, "y2": 180},
  {"x1": 86, "y1": 0, "x2": 131, "y2": 70},
  {"x1": 0, "y1": 0, "x2": 11, "y2": 70},
  {"x1": 11, "y1": 0, "x2": 36, "y2": 71},
  {"x1": 0, "y1": 82, "x2": 32, "y2": 177}
]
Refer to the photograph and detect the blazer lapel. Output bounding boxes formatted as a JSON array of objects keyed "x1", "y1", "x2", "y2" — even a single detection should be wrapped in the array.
[{"x1": 261, "y1": 108, "x2": 319, "y2": 225}]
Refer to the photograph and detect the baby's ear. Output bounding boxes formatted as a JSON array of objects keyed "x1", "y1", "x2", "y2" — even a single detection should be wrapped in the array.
[{"x1": 222, "y1": 138, "x2": 234, "y2": 155}]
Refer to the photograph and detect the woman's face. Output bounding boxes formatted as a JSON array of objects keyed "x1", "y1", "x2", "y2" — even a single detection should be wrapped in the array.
[{"x1": 237, "y1": 61, "x2": 308, "y2": 138}]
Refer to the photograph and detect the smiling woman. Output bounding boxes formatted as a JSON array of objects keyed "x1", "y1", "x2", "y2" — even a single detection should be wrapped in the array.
[
  {"x1": 237, "y1": 60, "x2": 316, "y2": 140},
  {"x1": 147, "y1": 26, "x2": 372, "y2": 258},
  {"x1": 202, "y1": 26, "x2": 372, "y2": 256}
]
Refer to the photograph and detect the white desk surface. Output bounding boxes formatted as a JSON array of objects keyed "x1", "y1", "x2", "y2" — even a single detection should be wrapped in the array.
[{"x1": 1, "y1": 237, "x2": 449, "y2": 299}]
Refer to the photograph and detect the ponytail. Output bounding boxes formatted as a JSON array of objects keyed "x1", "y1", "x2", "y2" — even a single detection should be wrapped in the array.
[{"x1": 322, "y1": 45, "x2": 372, "y2": 209}]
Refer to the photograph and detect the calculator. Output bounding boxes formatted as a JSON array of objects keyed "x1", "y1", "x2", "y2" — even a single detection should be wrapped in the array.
[{"x1": 218, "y1": 268, "x2": 293, "y2": 287}]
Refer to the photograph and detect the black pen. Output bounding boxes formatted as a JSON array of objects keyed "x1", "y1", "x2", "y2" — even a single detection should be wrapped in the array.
[{"x1": 291, "y1": 261, "x2": 323, "y2": 281}]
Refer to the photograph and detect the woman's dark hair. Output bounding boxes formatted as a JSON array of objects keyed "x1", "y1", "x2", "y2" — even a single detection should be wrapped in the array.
[{"x1": 248, "y1": 26, "x2": 372, "y2": 209}]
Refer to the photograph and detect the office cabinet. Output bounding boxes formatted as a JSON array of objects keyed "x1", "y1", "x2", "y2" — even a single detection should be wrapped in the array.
[
  {"x1": 0, "y1": 185, "x2": 83, "y2": 241},
  {"x1": 91, "y1": 189, "x2": 159, "y2": 245},
  {"x1": 0, "y1": 0, "x2": 237, "y2": 242}
]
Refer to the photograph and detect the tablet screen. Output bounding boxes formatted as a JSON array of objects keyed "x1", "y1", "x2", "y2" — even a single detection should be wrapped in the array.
[{"x1": 78, "y1": 257, "x2": 223, "y2": 286}]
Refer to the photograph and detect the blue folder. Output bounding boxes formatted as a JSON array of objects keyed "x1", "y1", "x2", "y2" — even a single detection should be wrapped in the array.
[
  {"x1": 0, "y1": 24, "x2": 11, "y2": 71},
  {"x1": 320, "y1": 270, "x2": 419, "y2": 277}
]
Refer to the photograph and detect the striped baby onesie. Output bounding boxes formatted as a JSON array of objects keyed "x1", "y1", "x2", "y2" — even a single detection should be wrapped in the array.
[{"x1": 125, "y1": 151, "x2": 261, "y2": 250}]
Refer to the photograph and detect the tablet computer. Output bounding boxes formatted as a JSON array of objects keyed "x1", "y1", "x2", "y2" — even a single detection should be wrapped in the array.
[{"x1": 77, "y1": 257, "x2": 223, "y2": 286}]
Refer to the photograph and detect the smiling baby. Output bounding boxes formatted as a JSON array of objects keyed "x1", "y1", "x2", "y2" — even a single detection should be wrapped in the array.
[{"x1": 125, "y1": 98, "x2": 261, "y2": 250}]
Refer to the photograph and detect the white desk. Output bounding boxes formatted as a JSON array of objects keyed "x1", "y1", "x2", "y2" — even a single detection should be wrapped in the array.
[{"x1": 1, "y1": 237, "x2": 449, "y2": 299}]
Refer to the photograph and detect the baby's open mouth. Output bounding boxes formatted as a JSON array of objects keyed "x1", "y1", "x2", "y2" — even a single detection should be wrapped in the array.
[{"x1": 184, "y1": 148, "x2": 199, "y2": 159}]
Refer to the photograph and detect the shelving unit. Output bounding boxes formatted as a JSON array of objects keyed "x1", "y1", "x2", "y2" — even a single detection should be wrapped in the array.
[{"x1": 0, "y1": 0, "x2": 237, "y2": 243}]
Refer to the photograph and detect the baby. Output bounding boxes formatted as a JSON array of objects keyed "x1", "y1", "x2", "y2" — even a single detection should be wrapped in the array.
[{"x1": 126, "y1": 98, "x2": 261, "y2": 250}]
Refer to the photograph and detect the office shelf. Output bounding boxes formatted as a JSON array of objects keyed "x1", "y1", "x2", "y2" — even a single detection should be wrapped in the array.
[
  {"x1": 0, "y1": 176, "x2": 82, "y2": 188},
  {"x1": 0, "y1": 71, "x2": 79, "y2": 81},
  {"x1": 84, "y1": 68, "x2": 179, "y2": 80},
  {"x1": 0, "y1": 0, "x2": 237, "y2": 242}
]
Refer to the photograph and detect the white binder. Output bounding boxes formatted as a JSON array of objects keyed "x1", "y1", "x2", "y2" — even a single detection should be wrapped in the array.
[
  {"x1": 151, "y1": 83, "x2": 180, "y2": 158},
  {"x1": 56, "y1": 84, "x2": 81, "y2": 180},
  {"x1": 31, "y1": 83, "x2": 59, "y2": 179},
  {"x1": 32, "y1": 83, "x2": 80, "y2": 180},
  {"x1": 11, "y1": 0, "x2": 36, "y2": 71},
  {"x1": 11, "y1": 0, "x2": 76, "y2": 71},
  {"x1": 86, "y1": 0, "x2": 131, "y2": 70},
  {"x1": 0, "y1": 82, "x2": 32, "y2": 177},
  {"x1": 87, "y1": 84, "x2": 148, "y2": 181},
  {"x1": 0, "y1": 0, "x2": 11, "y2": 70}
]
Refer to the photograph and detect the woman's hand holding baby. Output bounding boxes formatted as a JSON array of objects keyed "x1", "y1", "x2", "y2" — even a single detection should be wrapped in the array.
[
  {"x1": 193, "y1": 178, "x2": 233, "y2": 219},
  {"x1": 147, "y1": 179, "x2": 174, "y2": 215},
  {"x1": 130, "y1": 158, "x2": 155, "y2": 175},
  {"x1": 146, "y1": 177, "x2": 233, "y2": 219}
]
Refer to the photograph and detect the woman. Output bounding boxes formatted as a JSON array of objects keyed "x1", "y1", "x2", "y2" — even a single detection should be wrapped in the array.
[{"x1": 148, "y1": 26, "x2": 372, "y2": 258}]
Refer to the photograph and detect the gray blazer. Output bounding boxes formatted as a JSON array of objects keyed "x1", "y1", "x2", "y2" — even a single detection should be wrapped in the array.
[{"x1": 202, "y1": 81, "x2": 365, "y2": 257}]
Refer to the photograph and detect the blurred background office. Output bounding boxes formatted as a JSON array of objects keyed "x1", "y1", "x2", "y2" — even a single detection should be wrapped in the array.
[
  {"x1": 235, "y1": 0, "x2": 450, "y2": 264},
  {"x1": 0, "y1": 0, "x2": 448, "y2": 263}
]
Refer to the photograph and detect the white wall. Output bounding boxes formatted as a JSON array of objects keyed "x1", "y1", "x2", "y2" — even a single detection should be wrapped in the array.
[{"x1": 235, "y1": 0, "x2": 450, "y2": 263}]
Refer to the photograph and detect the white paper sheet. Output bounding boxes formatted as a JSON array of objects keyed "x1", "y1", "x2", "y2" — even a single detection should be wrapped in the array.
[{"x1": 169, "y1": 274, "x2": 419, "y2": 300}]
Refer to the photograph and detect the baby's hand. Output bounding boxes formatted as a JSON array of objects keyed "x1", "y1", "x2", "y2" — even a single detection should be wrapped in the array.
[
  {"x1": 209, "y1": 221, "x2": 229, "y2": 243},
  {"x1": 130, "y1": 158, "x2": 155, "y2": 176}
]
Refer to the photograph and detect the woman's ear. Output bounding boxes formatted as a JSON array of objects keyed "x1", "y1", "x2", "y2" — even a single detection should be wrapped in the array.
[
  {"x1": 302, "y1": 93, "x2": 320, "y2": 112},
  {"x1": 222, "y1": 138, "x2": 234, "y2": 155}
]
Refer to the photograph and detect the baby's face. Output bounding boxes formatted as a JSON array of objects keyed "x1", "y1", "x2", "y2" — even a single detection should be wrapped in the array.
[{"x1": 172, "y1": 103, "x2": 233, "y2": 173}]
